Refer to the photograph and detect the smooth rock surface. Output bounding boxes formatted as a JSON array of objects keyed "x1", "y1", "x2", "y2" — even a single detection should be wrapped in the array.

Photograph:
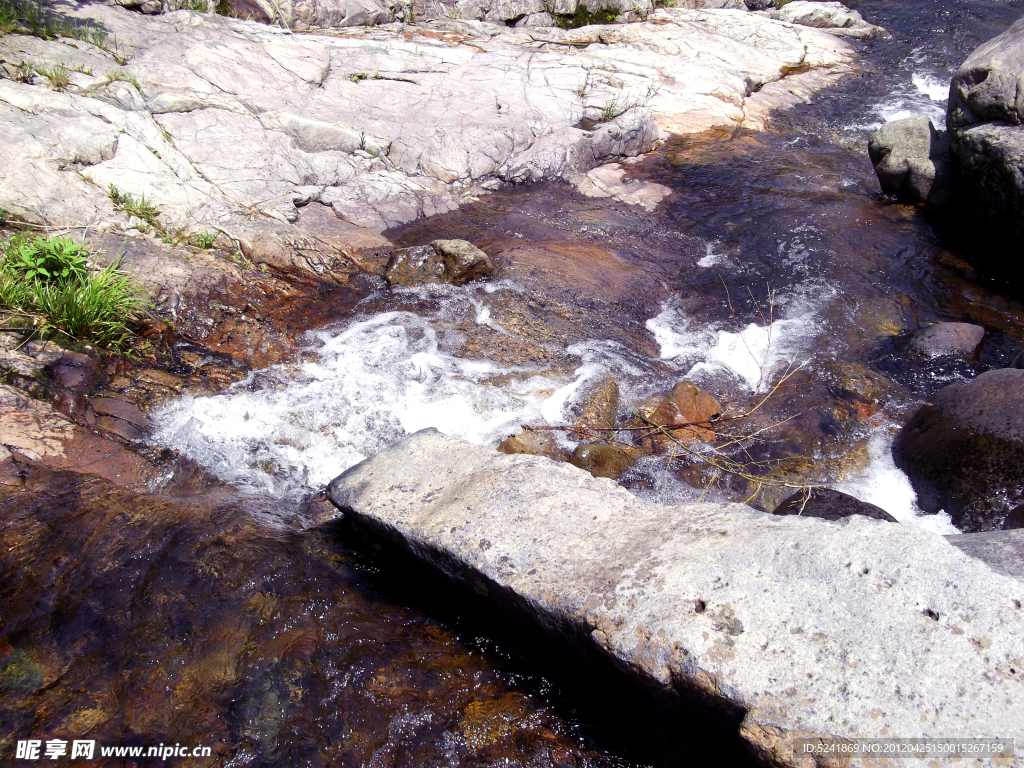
[
  {"x1": 948, "y1": 529, "x2": 1024, "y2": 579},
  {"x1": 907, "y1": 321, "x2": 985, "y2": 358},
  {"x1": 328, "y1": 429, "x2": 1024, "y2": 766},
  {"x1": 893, "y1": 368, "x2": 1024, "y2": 532},
  {"x1": 868, "y1": 116, "x2": 952, "y2": 204},
  {"x1": 948, "y1": 14, "x2": 1024, "y2": 247},
  {"x1": 0, "y1": 2, "x2": 853, "y2": 260}
]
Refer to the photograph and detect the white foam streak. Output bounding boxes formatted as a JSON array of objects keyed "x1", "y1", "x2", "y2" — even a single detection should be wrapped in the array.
[
  {"x1": 150, "y1": 311, "x2": 586, "y2": 501},
  {"x1": 835, "y1": 430, "x2": 960, "y2": 535},
  {"x1": 646, "y1": 305, "x2": 813, "y2": 392}
]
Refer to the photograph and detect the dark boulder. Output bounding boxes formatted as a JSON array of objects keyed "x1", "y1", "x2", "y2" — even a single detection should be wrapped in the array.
[
  {"x1": 772, "y1": 488, "x2": 897, "y2": 523},
  {"x1": 947, "y1": 15, "x2": 1024, "y2": 251},
  {"x1": 893, "y1": 368, "x2": 1024, "y2": 531}
]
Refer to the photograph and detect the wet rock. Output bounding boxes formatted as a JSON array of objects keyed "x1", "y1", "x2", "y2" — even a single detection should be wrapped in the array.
[
  {"x1": 90, "y1": 397, "x2": 149, "y2": 442},
  {"x1": 569, "y1": 442, "x2": 641, "y2": 480},
  {"x1": 893, "y1": 368, "x2": 1024, "y2": 531},
  {"x1": 826, "y1": 362, "x2": 906, "y2": 420},
  {"x1": 948, "y1": 15, "x2": 1024, "y2": 253},
  {"x1": 868, "y1": 116, "x2": 952, "y2": 204},
  {"x1": 328, "y1": 429, "x2": 1024, "y2": 767},
  {"x1": 640, "y1": 381, "x2": 720, "y2": 452},
  {"x1": 772, "y1": 488, "x2": 897, "y2": 523},
  {"x1": 496, "y1": 430, "x2": 565, "y2": 461},
  {"x1": 763, "y1": 1, "x2": 885, "y2": 38},
  {"x1": 1004, "y1": 505, "x2": 1024, "y2": 530},
  {"x1": 907, "y1": 321, "x2": 985, "y2": 359},
  {"x1": 50, "y1": 350, "x2": 98, "y2": 392},
  {"x1": 384, "y1": 239, "x2": 492, "y2": 287},
  {"x1": 576, "y1": 377, "x2": 620, "y2": 432},
  {"x1": 431, "y1": 239, "x2": 494, "y2": 285},
  {"x1": 946, "y1": 528, "x2": 1024, "y2": 578}
]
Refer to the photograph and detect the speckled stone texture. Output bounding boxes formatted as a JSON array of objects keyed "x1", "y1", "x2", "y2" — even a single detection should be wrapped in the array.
[{"x1": 329, "y1": 429, "x2": 1024, "y2": 767}]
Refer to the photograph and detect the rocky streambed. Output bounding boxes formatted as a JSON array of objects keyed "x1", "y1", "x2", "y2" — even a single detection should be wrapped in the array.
[{"x1": 2, "y1": 0, "x2": 1024, "y2": 765}]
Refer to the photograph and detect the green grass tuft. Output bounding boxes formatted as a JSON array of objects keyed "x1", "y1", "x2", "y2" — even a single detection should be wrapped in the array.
[
  {"x1": 0, "y1": 234, "x2": 148, "y2": 350},
  {"x1": 107, "y1": 184, "x2": 162, "y2": 232},
  {"x1": 190, "y1": 232, "x2": 216, "y2": 249}
]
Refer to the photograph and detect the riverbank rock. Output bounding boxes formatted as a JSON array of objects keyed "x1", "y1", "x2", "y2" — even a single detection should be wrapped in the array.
[
  {"x1": 893, "y1": 368, "x2": 1024, "y2": 531},
  {"x1": 867, "y1": 116, "x2": 952, "y2": 204},
  {"x1": 906, "y1": 321, "x2": 985, "y2": 359},
  {"x1": 772, "y1": 487, "x2": 897, "y2": 522},
  {"x1": 947, "y1": 14, "x2": 1024, "y2": 252},
  {"x1": 383, "y1": 239, "x2": 492, "y2": 286},
  {"x1": 0, "y1": 1, "x2": 854, "y2": 263},
  {"x1": 761, "y1": 1, "x2": 884, "y2": 38},
  {"x1": 328, "y1": 429, "x2": 1024, "y2": 767}
]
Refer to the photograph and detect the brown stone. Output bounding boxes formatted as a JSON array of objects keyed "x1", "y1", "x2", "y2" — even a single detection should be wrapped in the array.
[
  {"x1": 576, "y1": 378, "x2": 619, "y2": 432},
  {"x1": 569, "y1": 443, "x2": 641, "y2": 480},
  {"x1": 496, "y1": 431, "x2": 565, "y2": 461},
  {"x1": 432, "y1": 239, "x2": 494, "y2": 285},
  {"x1": 90, "y1": 398, "x2": 148, "y2": 429},
  {"x1": 641, "y1": 381, "x2": 720, "y2": 452}
]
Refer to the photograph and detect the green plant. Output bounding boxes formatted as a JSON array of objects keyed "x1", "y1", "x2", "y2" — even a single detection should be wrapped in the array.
[
  {"x1": 107, "y1": 184, "x2": 162, "y2": 231},
  {"x1": 348, "y1": 71, "x2": 368, "y2": 82},
  {"x1": 774, "y1": 0, "x2": 791, "y2": 7},
  {"x1": 175, "y1": 0, "x2": 208, "y2": 9},
  {"x1": 190, "y1": 232, "x2": 216, "y2": 249},
  {"x1": 34, "y1": 61, "x2": 70, "y2": 90},
  {"x1": 6, "y1": 235, "x2": 88, "y2": 282},
  {"x1": 103, "y1": 70, "x2": 140, "y2": 90},
  {"x1": 0, "y1": 235, "x2": 148, "y2": 350}
]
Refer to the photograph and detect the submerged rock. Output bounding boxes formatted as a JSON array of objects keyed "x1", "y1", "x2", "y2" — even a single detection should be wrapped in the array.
[
  {"x1": 868, "y1": 116, "x2": 952, "y2": 204},
  {"x1": 496, "y1": 430, "x2": 566, "y2": 461},
  {"x1": 328, "y1": 430, "x2": 1024, "y2": 766},
  {"x1": 772, "y1": 487, "x2": 897, "y2": 522},
  {"x1": 893, "y1": 368, "x2": 1024, "y2": 531}
]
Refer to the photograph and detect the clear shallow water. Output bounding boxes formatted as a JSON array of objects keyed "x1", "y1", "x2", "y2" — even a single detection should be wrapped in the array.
[{"x1": 130, "y1": 3, "x2": 1024, "y2": 763}]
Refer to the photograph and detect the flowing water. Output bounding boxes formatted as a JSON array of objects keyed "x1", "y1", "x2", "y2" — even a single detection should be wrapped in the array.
[{"x1": 7, "y1": 2, "x2": 1024, "y2": 765}]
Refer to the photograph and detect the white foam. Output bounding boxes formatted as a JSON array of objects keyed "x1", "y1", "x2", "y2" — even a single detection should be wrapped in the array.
[
  {"x1": 646, "y1": 302, "x2": 816, "y2": 393},
  {"x1": 150, "y1": 310, "x2": 596, "y2": 501},
  {"x1": 148, "y1": 306, "x2": 660, "y2": 502},
  {"x1": 834, "y1": 430, "x2": 960, "y2": 535},
  {"x1": 911, "y1": 71, "x2": 950, "y2": 102},
  {"x1": 697, "y1": 241, "x2": 728, "y2": 268}
]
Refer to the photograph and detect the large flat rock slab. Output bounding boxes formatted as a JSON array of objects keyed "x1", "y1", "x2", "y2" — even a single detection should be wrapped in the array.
[
  {"x1": 0, "y1": 2, "x2": 851, "y2": 257},
  {"x1": 328, "y1": 429, "x2": 1024, "y2": 766}
]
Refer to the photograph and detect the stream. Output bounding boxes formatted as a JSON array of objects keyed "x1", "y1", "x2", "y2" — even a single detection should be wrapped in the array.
[{"x1": 5, "y1": 1, "x2": 1024, "y2": 765}]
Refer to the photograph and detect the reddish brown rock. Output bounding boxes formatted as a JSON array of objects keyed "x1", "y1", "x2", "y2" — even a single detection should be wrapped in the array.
[{"x1": 641, "y1": 381, "x2": 721, "y2": 452}]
